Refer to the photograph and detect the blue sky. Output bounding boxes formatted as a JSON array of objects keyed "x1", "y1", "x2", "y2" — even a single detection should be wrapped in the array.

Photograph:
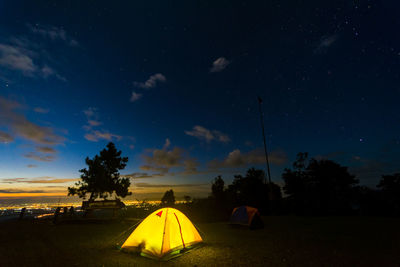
[{"x1": 0, "y1": 1, "x2": 399, "y2": 201}]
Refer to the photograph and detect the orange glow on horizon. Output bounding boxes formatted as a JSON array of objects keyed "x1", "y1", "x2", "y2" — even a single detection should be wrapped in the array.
[{"x1": 0, "y1": 192, "x2": 67, "y2": 197}]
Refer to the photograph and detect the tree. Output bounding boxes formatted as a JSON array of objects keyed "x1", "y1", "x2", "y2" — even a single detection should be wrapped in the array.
[
  {"x1": 227, "y1": 168, "x2": 281, "y2": 213},
  {"x1": 377, "y1": 173, "x2": 400, "y2": 215},
  {"x1": 68, "y1": 142, "x2": 131, "y2": 201},
  {"x1": 282, "y1": 152, "x2": 358, "y2": 214},
  {"x1": 378, "y1": 173, "x2": 400, "y2": 192},
  {"x1": 184, "y1": 195, "x2": 192, "y2": 203},
  {"x1": 211, "y1": 175, "x2": 225, "y2": 201},
  {"x1": 161, "y1": 189, "x2": 175, "y2": 205}
]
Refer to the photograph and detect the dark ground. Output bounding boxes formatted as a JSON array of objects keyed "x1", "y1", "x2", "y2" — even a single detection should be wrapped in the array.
[{"x1": 0, "y1": 216, "x2": 399, "y2": 266}]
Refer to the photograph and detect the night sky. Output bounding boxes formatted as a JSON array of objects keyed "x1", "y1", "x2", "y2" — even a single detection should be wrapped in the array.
[{"x1": 1, "y1": 1, "x2": 399, "y2": 201}]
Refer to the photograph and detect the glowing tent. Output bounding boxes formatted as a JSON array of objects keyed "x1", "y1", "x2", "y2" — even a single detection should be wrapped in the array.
[
  {"x1": 121, "y1": 207, "x2": 202, "y2": 259},
  {"x1": 230, "y1": 205, "x2": 264, "y2": 229}
]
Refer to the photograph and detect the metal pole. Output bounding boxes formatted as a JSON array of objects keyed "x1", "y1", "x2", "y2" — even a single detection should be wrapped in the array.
[{"x1": 258, "y1": 97, "x2": 272, "y2": 184}]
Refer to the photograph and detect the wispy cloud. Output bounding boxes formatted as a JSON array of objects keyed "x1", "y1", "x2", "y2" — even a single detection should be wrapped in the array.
[
  {"x1": 28, "y1": 24, "x2": 79, "y2": 47},
  {"x1": 208, "y1": 149, "x2": 287, "y2": 169},
  {"x1": 41, "y1": 65, "x2": 67, "y2": 81},
  {"x1": 83, "y1": 107, "x2": 103, "y2": 131},
  {"x1": 0, "y1": 97, "x2": 64, "y2": 145},
  {"x1": 82, "y1": 107, "x2": 121, "y2": 142},
  {"x1": 1, "y1": 177, "x2": 78, "y2": 184},
  {"x1": 134, "y1": 73, "x2": 166, "y2": 89},
  {"x1": 130, "y1": 91, "x2": 143, "y2": 102},
  {"x1": 24, "y1": 152, "x2": 56, "y2": 162},
  {"x1": 36, "y1": 146, "x2": 57, "y2": 154},
  {"x1": 33, "y1": 107, "x2": 49, "y2": 114},
  {"x1": 0, "y1": 131, "x2": 13, "y2": 143},
  {"x1": 0, "y1": 189, "x2": 46, "y2": 194},
  {"x1": 163, "y1": 138, "x2": 171, "y2": 149},
  {"x1": 87, "y1": 120, "x2": 102, "y2": 127},
  {"x1": 27, "y1": 164, "x2": 37, "y2": 168},
  {"x1": 122, "y1": 172, "x2": 165, "y2": 179},
  {"x1": 0, "y1": 39, "x2": 66, "y2": 81},
  {"x1": 82, "y1": 107, "x2": 101, "y2": 130},
  {"x1": 315, "y1": 34, "x2": 338, "y2": 54},
  {"x1": 185, "y1": 125, "x2": 230, "y2": 143},
  {"x1": 0, "y1": 44, "x2": 36, "y2": 75},
  {"x1": 210, "y1": 57, "x2": 230, "y2": 73},
  {"x1": 84, "y1": 130, "x2": 122, "y2": 142},
  {"x1": 83, "y1": 107, "x2": 97, "y2": 118}
]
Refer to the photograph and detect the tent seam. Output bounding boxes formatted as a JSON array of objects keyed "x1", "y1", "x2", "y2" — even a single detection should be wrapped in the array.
[{"x1": 160, "y1": 208, "x2": 168, "y2": 255}]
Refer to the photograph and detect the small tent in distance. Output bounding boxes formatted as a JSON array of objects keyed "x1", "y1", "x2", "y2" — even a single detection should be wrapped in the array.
[
  {"x1": 121, "y1": 207, "x2": 202, "y2": 260},
  {"x1": 230, "y1": 206, "x2": 264, "y2": 230}
]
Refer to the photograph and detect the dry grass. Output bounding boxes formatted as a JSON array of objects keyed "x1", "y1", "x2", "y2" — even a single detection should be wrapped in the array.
[{"x1": 0, "y1": 216, "x2": 399, "y2": 266}]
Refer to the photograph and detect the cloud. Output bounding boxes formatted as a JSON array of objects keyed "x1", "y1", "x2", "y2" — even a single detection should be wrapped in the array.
[
  {"x1": 183, "y1": 159, "x2": 199, "y2": 174},
  {"x1": 82, "y1": 107, "x2": 121, "y2": 142},
  {"x1": 315, "y1": 34, "x2": 338, "y2": 53},
  {"x1": 320, "y1": 35, "x2": 338, "y2": 47},
  {"x1": 140, "y1": 140, "x2": 199, "y2": 175},
  {"x1": 36, "y1": 146, "x2": 57, "y2": 153},
  {"x1": 0, "y1": 131, "x2": 13, "y2": 143},
  {"x1": 185, "y1": 125, "x2": 230, "y2": 143},
  {"x1": 33, "y1": 107, "x2": 49, "y2": 114},
  {"x1": 82, "y1": 108, "x2": 102, "y2": 131},
  {"x1": 210, "y1": 57, "x2": 230, "y2": 72},
  {"x1": 0, "y1": 40, "x2": 66, "y2": 81},
  {"x1": 24, "y1": 152, "x2": 56, "y2": 162},
  {"x1": 163, "y1": 138, "x2": 171, "y2": 149},
  {"x1": 0, "y1": 189, "x2": 46, "y2": 194},
  {"x1": 0, "y1": 44, "x2": 36, "y2": 75},
  {"x1": 82, "y1": 107, "x2": 101, "y2": 130},
  {"x1": 135, "y1": 182, "x2": 208, "y2": 188},
  {"x1": 0, "y1": 97, "x2": 64, "y2": 145},
  {"x1": 28, "y1": 24, "x2": 79, "y2": 46},
  {"x1": 130, "y1": 91, "x2": 143, "y2": 102},
  {"x1": 1, "y1": 177, "x2": 78, "y2": 184},
  {"x1": 27, "y1": 164, "x2": 37, "y2": 168},
  {"x1": 83, "y1": 107, "x2": 97, "y2": 118},
  {"x1": 143, "y1": 147, "x2": 184, "y2": 171},
  {"x1": 208, "y1": 149, "x2": 287, "y2": 169},
  {"x1": 84, "y1": 130, "x2": 122, "y2": 142},
  {"x1": 41, "y1": 65, "x2": 54, "y2": 77},
  {"x1": 87, "y1": 120, "x2": 102, "y2": 127},
  {"x1": 140, "y1": 165, "x2": 169, "y2": 174},
  {"x1": 40, "y1": 65, "x2": 67, "y2": 81},
  {"x1": 122, "y1": 172, "x2": 165, "y2": 179},
  {"x1": 134, "y1": 73, "x2": 166, "y2": 89}
]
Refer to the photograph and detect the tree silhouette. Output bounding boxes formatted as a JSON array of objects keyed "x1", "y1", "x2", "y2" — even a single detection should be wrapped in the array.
[
  {"x1": 283, "y1": 152, "x2": 358, "y2": 214},
  {"x1": 211, "y1": 175, "x2": 225, "y2": 202},
  {"x1": 68, "y1": 142, "x2": 131, "y2": 201},
  {"x1": 184, "y1": 195, "x2": 191, "y2": 203},
  {"x1": 161, "y1": 189, "x2": 175, "y2": 205},
  {"x1": 227, "y1": 168, "x2": 281, "y2": 213},
  {"x1": 377, "y1": 173, "x2": 400, "y2": 215}
]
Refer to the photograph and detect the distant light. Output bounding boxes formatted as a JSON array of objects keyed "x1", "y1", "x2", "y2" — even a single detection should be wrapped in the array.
[{"x1": 359, "y1": 138, "x2": 363, "y2": 142}]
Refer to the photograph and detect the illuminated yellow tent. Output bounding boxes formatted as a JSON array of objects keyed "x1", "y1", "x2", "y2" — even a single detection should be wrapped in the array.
[{"x1": 121, "y1": 207, "x2": 202, "y2": 259}]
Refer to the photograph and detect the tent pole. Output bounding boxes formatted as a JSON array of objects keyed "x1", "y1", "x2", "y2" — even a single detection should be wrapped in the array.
[{"x1": 257, "y1": 96, "x2": 272, "y2": 184}]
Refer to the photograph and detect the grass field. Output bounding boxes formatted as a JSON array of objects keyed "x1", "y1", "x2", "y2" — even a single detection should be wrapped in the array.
[{"x1": 0, "y1": 216, "x2": 399, "y2": 266}]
